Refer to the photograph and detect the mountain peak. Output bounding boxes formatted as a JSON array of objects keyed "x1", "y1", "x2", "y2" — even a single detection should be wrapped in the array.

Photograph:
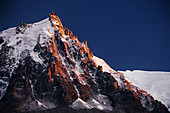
[
  {"x1": 0, "y1": 12, "x2": 169, "y2": 113},
  {"x1": 49, "y1": 12, "x2": 63, "y2": 28}
]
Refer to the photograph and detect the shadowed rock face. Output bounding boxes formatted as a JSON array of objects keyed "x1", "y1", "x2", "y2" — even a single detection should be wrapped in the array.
[{"x1": 0, "y1": 12, "x2": 169, "y2": 113}]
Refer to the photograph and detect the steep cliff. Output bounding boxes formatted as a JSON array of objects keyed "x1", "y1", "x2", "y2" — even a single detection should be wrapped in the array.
[{"x1": 0, "y1": 12, "x2": 169, "y2": 113}]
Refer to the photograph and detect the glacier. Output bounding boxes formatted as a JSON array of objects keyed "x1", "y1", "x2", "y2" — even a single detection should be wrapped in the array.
[
  {"x1": 0, "y1": 12, "x2": 169, "y2": 113},
  {"x1": 93, "y1": 56, "x2": 170, "y2": 111},
  {"x1": 120, "y1": 70, "x2": 170, "y2": 111}
]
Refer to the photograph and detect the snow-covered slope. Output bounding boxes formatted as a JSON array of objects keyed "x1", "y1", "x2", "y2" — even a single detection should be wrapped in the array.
[
  {"x1": 119, "y1": 70, "x2": 170, "y2": 111},
  {"x1": 70, "y1": 94, "x2": 112, "y2": 111},
  {"x1": 93, "y1": 56, "x2": 116, "y2": 73},
  {"x1": 0, "y1": 18, "x2": 53, "y2": 99},
  {"x1": 93, "y1": 56, "x2": 170, "y2": 112},
  {"x1": 0, "y1": 12, "x2": 169, "y2": 113}
]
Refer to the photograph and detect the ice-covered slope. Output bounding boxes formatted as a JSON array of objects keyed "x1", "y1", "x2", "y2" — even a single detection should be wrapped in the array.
[
  {"x1": 0, "y1": 12, "x2": 169, "y2": 113},
  {"x1": 119, "y1": 70, "x2": 170, "y2": 111},
  {"x1": 0, "y1": 18, "x2": 54, "y2": 99},
  {"x1": 93, "y1": 56, "x2": 116, "y2": 73},
  {"x1": 93, "y1": 56, "x2": 170, "y2": 112}
]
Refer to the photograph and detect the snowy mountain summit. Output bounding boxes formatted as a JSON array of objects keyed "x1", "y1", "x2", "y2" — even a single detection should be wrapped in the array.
[{"x1": 0, "y1": 12, "x2": 169, "y2": 113}]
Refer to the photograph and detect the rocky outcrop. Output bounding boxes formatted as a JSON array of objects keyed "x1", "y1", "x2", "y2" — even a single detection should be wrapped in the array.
[{"x1": 0, "y1": 12, "x2": 169, "y2": 113}]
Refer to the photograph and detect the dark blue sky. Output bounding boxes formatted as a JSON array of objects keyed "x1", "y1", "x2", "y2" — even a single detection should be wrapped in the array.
[{"x1": 1, "y1": 0, "x2": 170, "y2": 71}]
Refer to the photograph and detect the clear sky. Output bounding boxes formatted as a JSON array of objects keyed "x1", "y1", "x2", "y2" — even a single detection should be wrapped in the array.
[{"x1": 0, "y1": 0, "x2": 170, "y2": 71}]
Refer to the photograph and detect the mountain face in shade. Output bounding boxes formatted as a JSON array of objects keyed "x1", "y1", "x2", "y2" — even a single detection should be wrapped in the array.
[{"x1": 0, "y1": 12, "x2": 169, "y2": 113}]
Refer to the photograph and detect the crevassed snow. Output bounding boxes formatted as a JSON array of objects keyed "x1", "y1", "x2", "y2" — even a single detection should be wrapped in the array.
[{"x1": 119, "y1": 70, "x2": 170, "y2": 111}]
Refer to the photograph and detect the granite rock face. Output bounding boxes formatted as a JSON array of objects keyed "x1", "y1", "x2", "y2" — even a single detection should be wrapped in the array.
[{"x1": 0, "y1": 12, "x2": 169, "y2": 113}]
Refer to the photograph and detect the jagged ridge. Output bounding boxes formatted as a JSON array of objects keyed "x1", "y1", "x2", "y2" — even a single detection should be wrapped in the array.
[{"x1": 0, "y1": 12, "x2": 169, "y2": 113}]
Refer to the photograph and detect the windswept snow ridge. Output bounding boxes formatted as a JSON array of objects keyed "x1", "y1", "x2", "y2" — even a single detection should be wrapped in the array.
[
  {"x1": 0, "y1": 12, "x2": 169, "y2": 113},
  {"x1": 120, "y1": 70, "x2": 170, "y2": 111},
  {"x1": 93, "y1": 56, "x2": 127, "y2": 88},
  {"x1": 93, "y1": 56, "x2": 170, "y2": 112},
  {"x1": 93, "y1": 56, "x2": 116, "y2": 73}
]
